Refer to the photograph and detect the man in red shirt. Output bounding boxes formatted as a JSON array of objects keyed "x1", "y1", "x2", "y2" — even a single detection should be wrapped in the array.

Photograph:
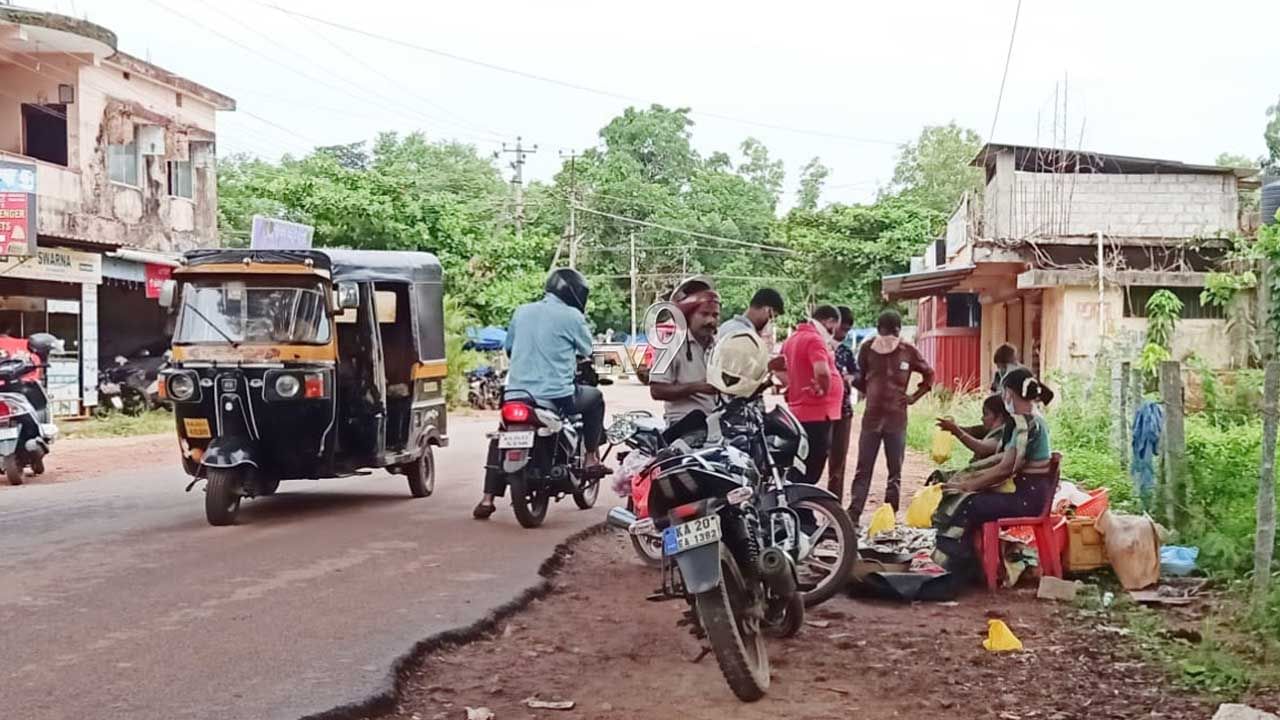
[
  {"x1": 781, "y1": 305, "x2": 843, "y2": 485},
  {"x1": 849, "y1": 310, "x2": 934, "y2": 525}
]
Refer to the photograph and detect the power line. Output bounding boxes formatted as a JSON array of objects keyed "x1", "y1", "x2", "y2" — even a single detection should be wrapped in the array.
[
  {"x1": 985, "y1": 0, "x2": 1024, "y2": 146},
  {"x1": 251, "y1": 1, "x2": 906, "y2": 147},
  {"x1": 572, "y1": 205, "x2": 797, "y2": 254}
]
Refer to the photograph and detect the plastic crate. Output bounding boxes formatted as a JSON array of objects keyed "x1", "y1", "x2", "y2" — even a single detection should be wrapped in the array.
[{"x1": 1074, "y1": 488, "x2": 1110, "y2": 518}]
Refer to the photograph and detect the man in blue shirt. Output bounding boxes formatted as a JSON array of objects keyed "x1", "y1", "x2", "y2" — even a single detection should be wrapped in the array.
[{"x1": 474, "y1": 269, "x2": 606, "y2": 519}]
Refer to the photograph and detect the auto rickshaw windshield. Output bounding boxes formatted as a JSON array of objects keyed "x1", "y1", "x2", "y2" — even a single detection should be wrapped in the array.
[{"x1": 174, "y1": 280, "x2": 332, "y2": 345}]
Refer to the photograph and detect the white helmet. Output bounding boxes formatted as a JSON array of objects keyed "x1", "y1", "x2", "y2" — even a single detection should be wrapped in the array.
[{"x1": 707, "y1": 328, "x2": 771, "y2": 397}]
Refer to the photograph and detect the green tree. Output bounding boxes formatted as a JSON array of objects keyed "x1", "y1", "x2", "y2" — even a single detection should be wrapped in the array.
[
  {"x1": 1266, "y1": 96, "x2": 1280, "y2": 173},
  {"x1": 887, "y1": 122, "x2": 983, "y2": 216},
  {"x1": 795, "y1": 157, "x2": 829, "y2": 211},
  {"x1": 1216, "y1": 152, "x2": 1259, "y2": 169},
  {"x1": 738, "y1": 137, "x2": 785, "y2": 207}
]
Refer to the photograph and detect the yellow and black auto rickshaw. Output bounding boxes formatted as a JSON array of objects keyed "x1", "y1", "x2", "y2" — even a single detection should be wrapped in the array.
[{"x1": 158, "y1": 248, "x2": 448, "y2": 526}]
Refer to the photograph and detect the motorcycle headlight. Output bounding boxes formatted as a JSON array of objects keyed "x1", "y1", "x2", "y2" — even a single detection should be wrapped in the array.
[
  {"x1": 274, "y1": 374, "x2": 301, "y2": 399},
  {"x1": 168, "y1": 374, "x2": 196, "y2": 401}
]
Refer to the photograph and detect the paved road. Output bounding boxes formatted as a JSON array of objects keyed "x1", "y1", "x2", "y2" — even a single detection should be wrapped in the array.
[{"x1": 0, "y1": 381, "x2": 655, "y2": 720}]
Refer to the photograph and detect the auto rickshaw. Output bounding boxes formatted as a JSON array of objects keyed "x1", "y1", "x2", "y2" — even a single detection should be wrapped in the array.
[{"x1": 158, "y1": 248, "x2": 449, "y2": 526}]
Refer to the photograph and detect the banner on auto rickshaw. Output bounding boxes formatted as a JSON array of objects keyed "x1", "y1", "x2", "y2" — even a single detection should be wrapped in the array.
[{"x1": 250, "y1": 215, "x2": 314, "y2": 250}]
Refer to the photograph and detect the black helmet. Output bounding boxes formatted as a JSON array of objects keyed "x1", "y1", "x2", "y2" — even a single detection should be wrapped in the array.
[{"x1": 545, "y1": 268, "x2": 589, "y2": 312}]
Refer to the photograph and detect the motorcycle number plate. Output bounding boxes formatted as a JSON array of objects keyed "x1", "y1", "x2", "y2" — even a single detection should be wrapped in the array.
[
  {"x1": 498, "y1": 431, "x2": 534, "y2": 449},
  {"x1": 0, "y1": 427, "x2": 17, "y2": 440},
  {"x1": 663, "y1": 514, "x2": 721, "y2": 556}
]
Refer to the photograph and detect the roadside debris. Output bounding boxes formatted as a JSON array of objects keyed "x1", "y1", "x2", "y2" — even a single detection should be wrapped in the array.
[
  {"x1": 1036, "y1": 576, "x2": 1084, "y2": 602},
  {"x1": 524, "y1": 697, "x2": 575, "y2": 711},
  {"x1": 1212, "y1": 704, "x2": 1280, "y2": 720},
  {"x1": 1129, "y1": 578, "x2": 1209, "y2": 606},
  {"x1": 983, "y1": 619, "x2": 1023, "y2": 652},
  {"x1": 465, "y1": 708, "x2": 495, "y2": 720}
]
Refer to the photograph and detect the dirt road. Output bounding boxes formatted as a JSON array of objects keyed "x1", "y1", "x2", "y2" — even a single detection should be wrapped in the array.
[
  {"x1": 390, "y1": 532, "x2": 1218, "y2": 720},
  {"x1": 0, "y1": 383, "x2": 653, "y2": 720}
]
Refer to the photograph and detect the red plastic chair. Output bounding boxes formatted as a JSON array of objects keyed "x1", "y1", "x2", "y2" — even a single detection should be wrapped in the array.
[{"x1": 975, "y1": 452, "x2": 1064, "y2": 591}]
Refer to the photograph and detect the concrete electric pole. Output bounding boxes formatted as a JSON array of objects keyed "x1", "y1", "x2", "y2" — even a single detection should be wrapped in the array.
[
  {"x1": 502, "y1": 136, "x2": 537, "y2": 240},
  {"x1": 560, "y1": 149, "x2": 580, "y2": 269}
]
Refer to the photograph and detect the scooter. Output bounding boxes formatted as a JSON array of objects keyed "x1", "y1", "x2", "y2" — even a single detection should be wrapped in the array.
[{"x1": 0, "y1": 333, "x2": 62, "y2": 485}]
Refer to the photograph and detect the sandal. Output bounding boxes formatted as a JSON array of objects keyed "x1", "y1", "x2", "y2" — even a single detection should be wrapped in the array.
[{"x1": 472, "y1": 502, "x2": 496, "y2": 520}]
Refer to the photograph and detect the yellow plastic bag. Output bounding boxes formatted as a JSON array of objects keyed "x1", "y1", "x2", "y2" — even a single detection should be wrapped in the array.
[
  {"x1": 982, "y1": 619, "x2": 1023, "y2": 652},
  {"x1": 905, "y1": 484, "x2": 944, "y2": 528},
  {"x1": 866, "y1": 504, "x2": 896, "y2": 537},
  {"x1": 930, "y1": 429, "x2": 954, "y2": 465}
]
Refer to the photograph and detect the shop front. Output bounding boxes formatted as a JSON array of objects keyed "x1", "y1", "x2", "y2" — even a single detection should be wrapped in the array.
[{"x1": 0, "y1": 245, "x2": 100, "y2": 416}]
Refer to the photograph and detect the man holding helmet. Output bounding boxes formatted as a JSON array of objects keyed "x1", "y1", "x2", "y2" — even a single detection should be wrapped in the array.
[
  {"x1": 649, "y1": 276, "x2": 721, "y2": 425},
  {"x1": 473, "y1": 268, "x2": 606, "y2": 520}
]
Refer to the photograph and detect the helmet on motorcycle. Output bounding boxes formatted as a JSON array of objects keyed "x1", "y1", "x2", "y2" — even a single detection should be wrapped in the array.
[
  {"x1": 706, "y1": 328, "x2": 771, "y2": 397},
  {"x1": 544, "y1": 268, "x2": 590, "y2": 313}
]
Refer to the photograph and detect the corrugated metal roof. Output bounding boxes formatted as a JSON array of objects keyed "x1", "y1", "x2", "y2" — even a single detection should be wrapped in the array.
[
  {"x1": 972, "y1": 143, "x2": 1259, "y2": 180},
  {"x1": 881, "y1": 265, "x2": 976, "y2": 301}
]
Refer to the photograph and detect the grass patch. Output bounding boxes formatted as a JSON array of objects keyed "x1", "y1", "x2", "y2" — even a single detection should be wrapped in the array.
[{"x1": 62, "y1": 410, "x2": 174, "y2": 439}]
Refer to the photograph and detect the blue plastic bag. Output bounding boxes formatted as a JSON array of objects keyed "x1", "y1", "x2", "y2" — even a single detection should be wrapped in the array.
[{"x1": 1160, "y1": 545, "x2": 1199, "y2": 577}]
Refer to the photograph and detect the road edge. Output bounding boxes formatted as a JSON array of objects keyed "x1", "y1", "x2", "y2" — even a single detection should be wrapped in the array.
[{"x1": 298, "y1": 521, "x2": 608, "y2": 720}]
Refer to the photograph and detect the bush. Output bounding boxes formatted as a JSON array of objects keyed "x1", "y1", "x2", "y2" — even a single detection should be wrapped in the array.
[
  {"x1": 443, "y1": 295, "x2": 482, "y2": 408},
  {"x1": 1183, "y1": 415, "x2": 1264, "y2": 576}
]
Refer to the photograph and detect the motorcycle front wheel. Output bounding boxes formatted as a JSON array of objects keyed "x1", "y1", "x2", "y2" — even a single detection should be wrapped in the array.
[
  {"x1": 793, "y1": 496, "x2": 858, "y2": 607},
  {"x1": 509, "y1": 473, "x2": 549, "y2": 528},
  {"x1": 695, "y1": 546, "x2": 770, "y2": 702}
]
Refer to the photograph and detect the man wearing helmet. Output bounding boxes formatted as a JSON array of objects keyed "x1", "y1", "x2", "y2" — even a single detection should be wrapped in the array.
[
  {"x1": 649, "y1": 277, "x2": 721, "y2": 425},
  {"x1": 473, "y1": 268, "x2": 606, "y2": 520}
]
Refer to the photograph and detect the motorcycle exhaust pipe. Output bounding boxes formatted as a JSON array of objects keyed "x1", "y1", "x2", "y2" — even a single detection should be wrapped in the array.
[
  {"x1": 757, "y1": 547, "x2": 797, "y2": 598},
  {"x1": 607, "y1": 506, "x2": 638, "y2": 532}
]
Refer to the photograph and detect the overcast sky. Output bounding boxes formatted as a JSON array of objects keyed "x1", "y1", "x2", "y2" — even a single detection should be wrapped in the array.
[{"x1": 28, "y1": 0, "x2": 1280, "y2": 208}]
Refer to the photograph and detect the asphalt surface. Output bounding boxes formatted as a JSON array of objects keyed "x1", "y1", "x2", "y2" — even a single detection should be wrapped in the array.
[{"x1": 0, "y1": 381, "x2": 655, "y2": 720}]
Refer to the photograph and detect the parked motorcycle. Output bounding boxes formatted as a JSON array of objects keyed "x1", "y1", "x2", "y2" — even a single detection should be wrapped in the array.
[
  {"x1": 0, "y1": 333, "x2": 62, "y2": 485},
  {"x1": 611, "y1": 438, "x2": 804, "y2": 702},
  {"x1": 96, "y1": 348, "x2": 170, "y2": 417},
  {"x1": 608, "y1": 389, "x2": 856, "y2": 607},
  {"x1": 487, "y1": 359, "x2": 611, "y2": 528},
  {"x1": 466, "y1": 365, "x2": 504, "y2": 410}
]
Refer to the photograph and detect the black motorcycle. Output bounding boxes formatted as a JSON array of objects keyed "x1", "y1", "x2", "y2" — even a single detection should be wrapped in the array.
[
  {"x1": 487, "y1": 360, "x2": 610, "y2": 528},
  {"x1": 96, "y1": 348, "x2": 169, "y2": 417},
  {"x1": 466, "y1": 365, "x2": 504, "y2": 410},
  {"x1": 0, "y1": 333, "x2": 61, "y2": 485}
]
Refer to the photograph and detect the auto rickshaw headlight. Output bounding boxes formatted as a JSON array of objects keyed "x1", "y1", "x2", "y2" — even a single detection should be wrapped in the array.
[
  {"x1": 168, "y1": 373, "x2": 197, "y2": 401},
  {"x1": 274, "y1": 375, "x2": 301, "y2": 399}
]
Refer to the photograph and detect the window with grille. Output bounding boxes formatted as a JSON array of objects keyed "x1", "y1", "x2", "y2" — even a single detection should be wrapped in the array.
[{"x1": 1122, "y1": 286, "x2": 1224, "y2": 320}]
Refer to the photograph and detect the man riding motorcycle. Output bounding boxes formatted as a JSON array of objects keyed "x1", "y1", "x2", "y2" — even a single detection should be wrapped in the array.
[
  {"x1": 648, "y1": 276, "x2": 721, "y2": 427},
  {"x1": 473, "y1": 268, "x2": 607, "y2": 520}
]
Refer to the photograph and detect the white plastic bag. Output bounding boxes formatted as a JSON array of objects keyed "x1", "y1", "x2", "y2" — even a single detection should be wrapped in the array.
[{"x1": 611, "y1": 450, "x2": 652, "y2": 498}]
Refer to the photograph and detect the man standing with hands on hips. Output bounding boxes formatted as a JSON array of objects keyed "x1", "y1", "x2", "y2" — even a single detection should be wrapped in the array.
[
  {"x1": 848, "y1": 309, "x2": 933, "y2": 527},
  {"x1": 780, "y1": 305, "x2": 844, "y2": 485}
]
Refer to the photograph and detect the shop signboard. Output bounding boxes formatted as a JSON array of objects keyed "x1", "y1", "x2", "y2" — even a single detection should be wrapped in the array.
[
  {"x1": 0, "y1": 159, "x2": 37, "y2": 257},
  {"x1": 250, "y1": 215, "x2": 313, "y2": 250},
  {"x1": 144, "y1": 263, "x2": 172, "y2": 299},
  {"x1": 0, "y1": 246, "x2": 101, "y2": 285}
]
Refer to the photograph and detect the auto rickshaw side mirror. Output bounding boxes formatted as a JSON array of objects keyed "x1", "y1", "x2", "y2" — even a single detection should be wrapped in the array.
[
  {"x1": 335, "y1": 282, "x2": 360, "y2": 310},
  {"x1": 158, "y1": 280, "x2": 177, "y2": 308}
]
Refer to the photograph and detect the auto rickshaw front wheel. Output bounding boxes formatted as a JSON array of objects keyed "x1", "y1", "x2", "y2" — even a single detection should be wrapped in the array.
[
  {"x1": 205, "y1": 468, "x2": 243, "y2": 526},
  {"x1": 405, "y1": 445, "x2": 436, "y2": 498}
]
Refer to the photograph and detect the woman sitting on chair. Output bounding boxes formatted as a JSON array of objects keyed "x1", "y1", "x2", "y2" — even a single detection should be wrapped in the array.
[
  {"x1": 931, "y1": 367, "x2": 1055, "y2": 576},
  {"x1": 926, "y1": 394, "x2": 1013, "y2": 486}
]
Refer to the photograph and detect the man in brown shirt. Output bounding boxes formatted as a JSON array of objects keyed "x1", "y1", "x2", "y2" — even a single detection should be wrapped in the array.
[{"x1": 848, "y1": 310, "x2": 933, "y2": 527}]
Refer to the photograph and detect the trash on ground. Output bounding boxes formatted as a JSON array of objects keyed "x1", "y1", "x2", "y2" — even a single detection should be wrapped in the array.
[
  {"x1": 983, "y1": 619, "x2": 1023, "y2": 652},
  {"x1": 1212, "y1": 704, "x2": 1280, "y2": 720},
  {"x1": 1129, "y1": 578, "x2": 1209, "y2": 606},
  {"x1": 524, "y1": 697, "x2": 575, "y2": 711},
  {"x1": 1160, "y1": 545, "x2": 1199, "y2": 577},
  {"x1": 466, "y1": 708, "x2": 496, "y2": 720},
  {"x1": 1036, "y1": 576, "x2": 1084, "y2": 602},
  {"x1": 806, "y1": 619, "x2": 832, "y2": 629}
]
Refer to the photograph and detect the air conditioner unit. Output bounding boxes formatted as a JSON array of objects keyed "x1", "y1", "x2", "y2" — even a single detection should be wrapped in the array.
[{"x1": 138, "y1": 125, "x2": 165, "y2": 156}]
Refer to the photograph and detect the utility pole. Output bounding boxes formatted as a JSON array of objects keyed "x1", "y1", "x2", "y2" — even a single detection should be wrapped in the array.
[
  {"x1": 560, "y1": 149, "x2": 580, "y2": 269},
  {"x1": 629, "y1": 231, "x2": 638, "y2": 339},
  {"x1": 502, "y1": 136, "x2": 537, "y2": 240}
]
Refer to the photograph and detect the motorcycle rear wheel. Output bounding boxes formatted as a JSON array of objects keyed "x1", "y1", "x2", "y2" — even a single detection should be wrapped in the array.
[
  {"x1": 121, "y1": 386, "x2": 150, "y2": 416},
  {"x1": 764, "y1": 592, "x2": 805, "y2": 639},
  {"x1": 509, "y1": 473, "x2": 549, "y2": 528},
  {"x1": 695, "y1": 547, "x2": 770, "y2": 702},
  {"x1": 793, "y1": 496, "x2": 858, "y2": 607}
]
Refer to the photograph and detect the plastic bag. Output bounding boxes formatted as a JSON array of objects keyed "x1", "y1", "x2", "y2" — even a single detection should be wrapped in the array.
[
  {"x1": 983, "y1": 619, "x2": 1023, "y2": 652},
  {"x1": 1160, "y1": 545, "x2": 1199, "y2": 577},
  {"x1": 1096, "y1": 510, "x2": 1161, "y2": 590},
  {"x1": 610, "y1": 451, "x2": 652, "y2": 498},
  {"x1": 905, "y1": 484, "x2": 943, "y2": 528},
  {"x1": 866, "y1": 504, "x2": 896, "y2": 537},
  {"x1": 930, "y1": 430, "x2": 953, "y2": 465}
]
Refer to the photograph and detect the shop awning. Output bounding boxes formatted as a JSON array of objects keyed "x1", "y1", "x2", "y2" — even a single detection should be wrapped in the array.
[{"x1": 880, "y1": 265, "x2": 975, "y2": 300}]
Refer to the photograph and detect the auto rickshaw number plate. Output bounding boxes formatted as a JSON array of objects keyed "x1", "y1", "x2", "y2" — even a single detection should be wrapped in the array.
[
  {"x1": 183, "y1": 418, "x2": 212, "y2": 439},
  {"x1": 498, "y1": 430, "x2": 534, "y2": 449}
]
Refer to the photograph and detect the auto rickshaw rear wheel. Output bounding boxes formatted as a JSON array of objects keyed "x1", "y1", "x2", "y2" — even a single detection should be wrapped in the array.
[
  {"x1": 405, "y1": 445, "x2": 435, "y2": 498},
  {"x1": 205, "y1": 468, "x2": 243, "y2": 526}
]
